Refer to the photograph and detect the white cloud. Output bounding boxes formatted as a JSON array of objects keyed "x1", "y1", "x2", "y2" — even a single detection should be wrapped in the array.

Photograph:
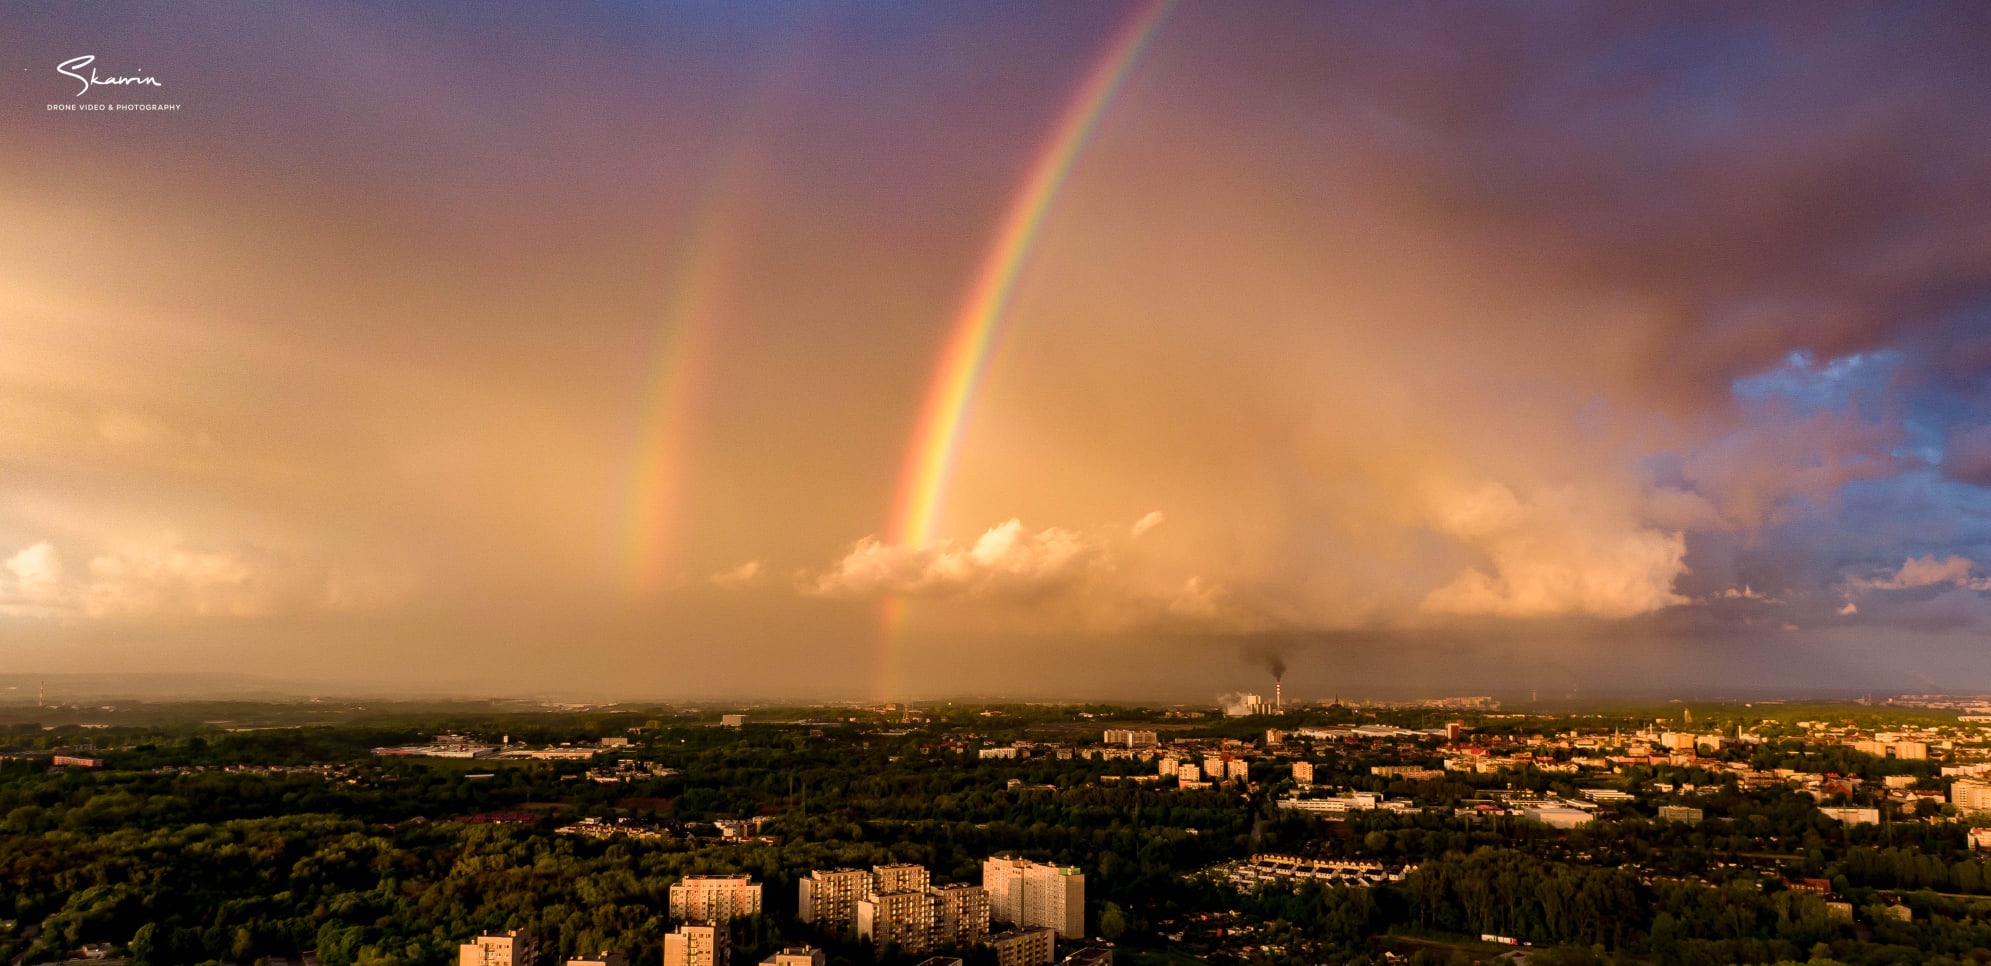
[
  {"x1": 1, "y1": 542, "x2": 70, "y2": 616},
  {"x1": 810, "y1": 519, "x2": 1095, "y2": 601},
  {"x1": 1420, "y1": 482, "x2": 1689, "y2": 619},
  {"x1": 0, "y1": 536, "x2": 406, "y2": 621},
  {"x1": 1130, "y1": 511, "x2": 1166, "y2": 538}
]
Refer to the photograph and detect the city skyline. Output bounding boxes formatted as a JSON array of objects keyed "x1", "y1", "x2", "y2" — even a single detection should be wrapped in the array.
[{"x1": 4, "y1": 3, "x2": 1991, "y2": 700}]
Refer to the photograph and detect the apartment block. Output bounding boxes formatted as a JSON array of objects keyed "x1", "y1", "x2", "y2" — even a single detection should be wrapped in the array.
[
  {"x1": 983, "y1": 857, "x2": 1086, "y2": 938},
  {"x1": 671, "y1": 876, "x2": 762, "y2": 923},
  {"x1": 874, "y1": 863, "x2": 931, "y2": 895},
  {"x1": 1953, "y1": 779, "x2": 1991, "y2": 812},
  {"x1": 1102, "y1": 730, "x2": 1157, "y2": 746},
  {"x1": 461, "y1": 932, "x2": 537, "y2": 966},
  {"x1": 932, "y1": 883, "x2": 992, "y2": 947},
  {"x1": 857, "y1": 889, "x2": 934, "y2": 954},
  {"x1": 798, "y1": 868, "x2": 869, "y2": 937},
  {"x1": 990, "y1": 927, "x2": 1057, "y2": 966},
  {"x1": 663, "y1": 924, "x2": 727, "y2": 966}
]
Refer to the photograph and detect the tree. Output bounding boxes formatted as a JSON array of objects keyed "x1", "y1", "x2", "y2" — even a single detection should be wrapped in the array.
[{"x1": 1098, "y1": 903, "x2": 1127, "y2": 941}]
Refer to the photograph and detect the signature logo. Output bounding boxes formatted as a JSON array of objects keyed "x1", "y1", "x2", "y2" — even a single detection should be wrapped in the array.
[{"x1": 56, "y1": 55, "x2": 162, "y2": 98}]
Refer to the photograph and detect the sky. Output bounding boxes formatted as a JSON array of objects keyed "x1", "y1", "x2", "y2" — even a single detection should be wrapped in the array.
[{"x1": 2, "y1": 1, "x2": 1990, "y2": 703}]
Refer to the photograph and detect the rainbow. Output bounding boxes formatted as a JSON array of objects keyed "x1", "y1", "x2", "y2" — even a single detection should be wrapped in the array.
[
  {"x1": 622, "y1": 33, "x2": 829, "y2": 596},
  {"x1": 875, "y1": 0, "x2": 1172, "y2": 697},
  {"x1": 889, "y1": 0, "x2": 1173, "y2": 552},
  {"x1": 621, "y1": 175, "x2": 750, "y2": 597}
]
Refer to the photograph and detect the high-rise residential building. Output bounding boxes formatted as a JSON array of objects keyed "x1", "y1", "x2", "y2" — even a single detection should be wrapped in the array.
[
  {"x1": 983, "y1": 857, "x2": 1086, "y2": 938},
  {"x1": 663, "y1": 924, "x2": 727, "y2": 966},
  {"x1": 857, "y1": 889, "x2": 934, "y2": 954},
  {"x1": 984, "y1": 857, "x2": 1027, "y2": 926},
  {"x1": 1291, "y1": 761, "x2": 1314, "y2": 784},
  {"x1": 1226, "y1": 759, "x2": 1250, "y2": 782},
  {"x1": 759, "y1": 947, "x2": 824, "y2": 966},
  {"x1": 1023, "y1": 865, "x2": 1084, "y2": 938},
  {"x1": 671, "y1": 876, "x2": 762, "y2": 923},
  {"x1": 990, "y1": 927, "x2": 1057, "y2": 966},
  {"x1": 932, "y1": 883, "x2": 992, "y2": 947},
  {"x1": 874, "y1": 863, "x2": 931, "y2": 895},
  {"x1": 1202, "y1": 756, "x2": 1227, "y2": 781},
  {"x1": 1953, "y1": 779, "x2": 1991, "y2": 812},
  {"x1": 798, "y1": 868, "x2": 869, "y2": 937},
  {"x1": 461, "y1": 931, "x2": 537, "y2": 966}
]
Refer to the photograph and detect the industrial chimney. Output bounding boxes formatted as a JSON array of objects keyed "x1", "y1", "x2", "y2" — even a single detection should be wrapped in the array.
[{"x1": 1275, "y1": 676, "x2": 1283, "y2": 711}]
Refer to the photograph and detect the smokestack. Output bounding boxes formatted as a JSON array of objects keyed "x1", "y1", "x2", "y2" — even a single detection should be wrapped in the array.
[{"x1": 1275, "y1": 676, "x2": 1283, "y2": 710}]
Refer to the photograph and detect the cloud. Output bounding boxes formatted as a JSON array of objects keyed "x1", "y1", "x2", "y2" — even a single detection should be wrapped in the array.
[
  {"x1": 84, "y1": 543, "x2": 282, "y2": 619},
  {"x1": 1, "y1": 542, "x2": 69, "y2": 616},
  {"x1": 1130, "y1": 511, "x2": 1165, "y2": 538},
  {"x1": 804, "y1": 516, "x2": 1275, "y2": 634},
  {"x1": 0, "y1": 537, "x2": 406, "y2": 622},
  {"x1": 1854, "y1": 554, "x2": 1991, "y2": 593},
  {"x1": 1675, "y1": 404, "x2": 1901, "y2": 533},
  {"x1": 809, "y1": 519, "x2": 1096, "y2": 601},
  {"x1": 1419, "y1": 483, "x2": 1689, "y2": 619},
  {"x1": 710, "y1": 560, "x2": 763, "y2": 589}
]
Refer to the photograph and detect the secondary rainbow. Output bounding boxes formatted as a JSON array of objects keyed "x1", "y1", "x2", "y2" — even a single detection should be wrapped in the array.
[
  {"x1": 622, "y1": 31, "x2": 829, "y2": 596},
  {"x1": 887, "y1": 0, "x2": 1174, "y2": 552},
  {"x1": 621, "y1": 176, "x2": 748, "y2": 596}
]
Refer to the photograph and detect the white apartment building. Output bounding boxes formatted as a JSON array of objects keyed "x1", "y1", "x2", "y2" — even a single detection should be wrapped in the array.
[
  {"x1": 932, "y1": 883, "x2": 992, "y2": 947},
  {"x1": 983, "y1": 857, "x2": 1086, "y2": 938},
  {"x1": 671, "y1": 876, "x2": 763, "y2": 923},
  {"x1": 462, "y1": 932, "x2": 536, "y2": 966},
  {"x1": 858, "y1": 890, "x2": 934, "y2": 953},
  {"x1": 1953, "y1": 779, "x2": 1991, "y2": 812},
  {"x1": 798, "y1": 868, "x2": 870, "y2": 937},
  {"x1": 663, "y1": 924, "x2": 727, "y2": 966}
]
